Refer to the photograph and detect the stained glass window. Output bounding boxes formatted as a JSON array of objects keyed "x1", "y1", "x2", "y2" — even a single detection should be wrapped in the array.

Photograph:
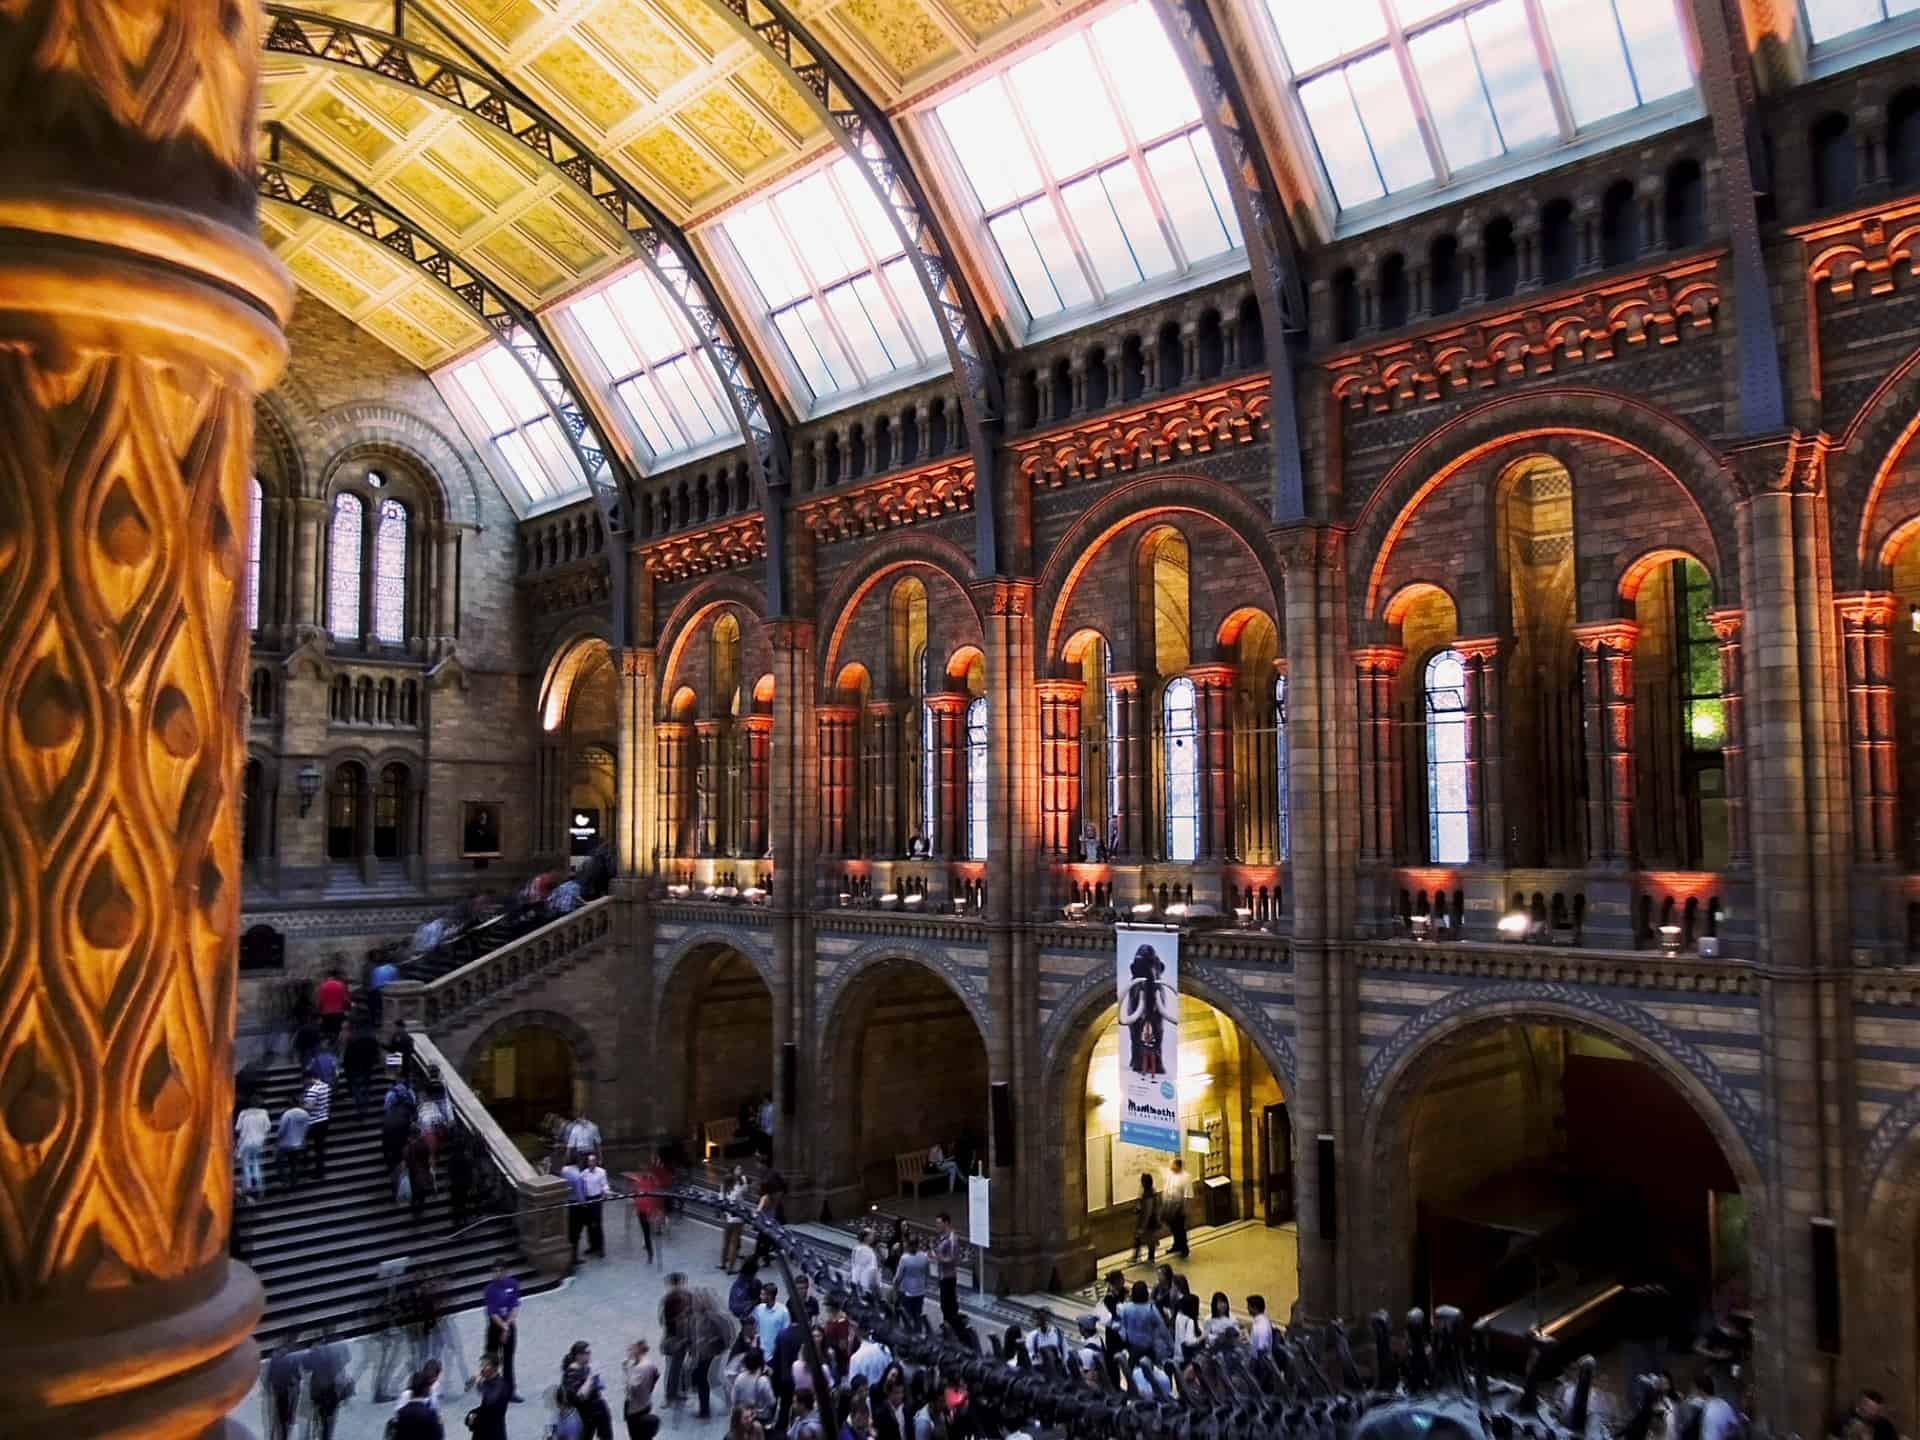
[
  {"x1": 1275, "y1": 674, "x2": 1291, "y2": 862},
  {"x1": 722, "y1": 157, "x2": 947, "y2": 409},
  {"x1": 1164, "y1": 676, "x2": 1200, "y2": 862},
  {"x1": 934, "y1": 1, "x2": 1241, "y2": 327},
  {"x1": 248, "y1": 476, "x2": 263, "y2": 633},
  {"x1": 1425, "y1": 650, "x2": 1471, "y2": 862},
  {"x1": 1802, "y1": 0, "x2": 1920, "y2": 44},
  {"x1": 564, "y1": 265, "x2": 741, "y2": 459},
  {"x1": 1264, "y1": 0, "x2": 1697, "y2": 215},
  {"x1": 1679, "y1": 559, "x2": 1724, "y2": 753},
  {"x1": 446, "y1": 347, "x2": 588, "y2": 509},
  {"x1": 967, "y1": 696, "x2": 989, "y2": 860},
  {"x1": 373, "y1": 498, "x2": 408, "y2": 645},
  {"x1": 328, "y1": 492, "x2": 363, "y2": 643}
]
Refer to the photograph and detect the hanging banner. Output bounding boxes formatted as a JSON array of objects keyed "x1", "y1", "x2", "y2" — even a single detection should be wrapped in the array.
[{"x1": 1116, "y1": 927, "x2": 1181, "y2": 1153}]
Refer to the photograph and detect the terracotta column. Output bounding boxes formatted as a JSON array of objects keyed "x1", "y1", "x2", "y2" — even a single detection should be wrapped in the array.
[
  {"x1": 816, "y1": 705, "x2": 858, "y2": 857},
  {"x1": 863, "y1": 700, "x2": 898, "y2": 857},
  {"x1": 1708, "y1": 609, "x2": 1750, "y2": 870},
  {"x1": 744, "y1": 714, "x2": 773, "y2": 859},
  {"x1": 1576, "y1": 621, "x2": 1639, "y2": 868},
  {"x1": 0, "y1": 0, "x2": 291, "y2": 1430},
  {"x1": 656, "y1": 722, "x2": 692, "y2": 859},
  {"x1": 693, "y1": 720, "x2": 724, "y2": 856},
  {"x1": 615, "y1": 648, "x2": 659, "y2": 877},
  {"x1": 1190, "y1": 663, "x2": 1237, "y2": 861},
  {"x1": 1837, "y1": 593, "x2": 1898, "y2": 865},
  {"x1": 1457, "y1": 637, "x2": 1506, "y2": 866},
  {"x1": 1352, "y1": 648, "x2": 1405, "y2": 865},
  {"x1": 1109, "y1": 673, "x2": 1146, "y2": 858},
  {"x1": 926, "y1": 692, "x2": 968, "y2": 858},
  {"x1": 1036, "y1": 680, "x2": 1085, "y2": 858}
]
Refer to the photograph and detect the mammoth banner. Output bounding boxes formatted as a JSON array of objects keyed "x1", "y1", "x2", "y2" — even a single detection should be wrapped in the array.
[{"x1": 1116, "y1": 927, "x2": 1180, "y2": 1153}]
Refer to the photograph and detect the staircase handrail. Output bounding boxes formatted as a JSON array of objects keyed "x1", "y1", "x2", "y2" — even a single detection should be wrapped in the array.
[
  {"x1": 382, "y1": 895, "x2": 614, "y2": 1030},
  {"x1": 407, "y1": 1031, "x2": 573, "y2": 1276}
]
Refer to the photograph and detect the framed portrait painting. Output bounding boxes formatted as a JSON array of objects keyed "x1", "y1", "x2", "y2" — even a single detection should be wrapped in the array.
[{"x1": 462, "y1": 800, "x2": 502, "y2": 858}]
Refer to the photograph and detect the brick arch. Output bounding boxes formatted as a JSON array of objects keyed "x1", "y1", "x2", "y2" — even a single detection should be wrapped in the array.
[
  {"x1": 652, "y1": 929, "x2": 778, "y2": 1141},
  {"x1": 1857, "y1": 1101, "x2": 1920, "y2": 1414},
  {"x1": 818, "y1": 938, "x2": 993, "y2": 1044},
  {"x1": 657, "y1": 585, "x2": 768, "y2": 711},
  {"x1": 816, "y1": 531, "x2": 981, "y2": 690},
  {"x1": 538, "y1": 621, "x2": 615, "y2": 733},
  {"x1": 655, "y1": 572, "x2": 765, "y2": 659},
  {"x1": 656, "y1": 925, "x2": 778, "y2": 1003},
  {"x1": 1351, "y1": 390, "x2": 1735, "y2": 620},
  {"x1": 1037, "y1": 473, "x2": 1285, "y2": 669},
  {"x1": 1841, "y1": 342, "x2": 1920, "y2": 589},
  {"x1": 310, "y1": 403, "x2": 484, "y2": 528},
  {"x1": 253, "y1": 392, "x2": 307, "y2": 500},
  {"x1": 456, "y1": 1007, "x2": 598, "y2": 1087}
]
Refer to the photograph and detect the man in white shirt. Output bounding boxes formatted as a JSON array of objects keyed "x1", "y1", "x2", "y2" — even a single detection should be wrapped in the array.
[
  {"x1": 302, "y1": 1070, "x2": 333, "y2": 1182},
  {"x1": 579, "y1": 1152, "x2": 610, "y2": 1258},
  {"x1": 1247, "y1": 1293, "x2": 1273, "y2": 1359},
  {"x1": 848, "y1": 1324, "x2": 892, "y2": 1388},
  {"x1": 275, "y1": 1100, "x2": 310, "y2": 1190},
  {"x1": 235, "y1": 1098, "x2": 271, "y2": 1200},
  {"x1": 565, "y1": 1111, "x2": 601, "y2": 1162},
  {"x1": 751, "y1": 1282, "x2": 791, "y2": 1359}
]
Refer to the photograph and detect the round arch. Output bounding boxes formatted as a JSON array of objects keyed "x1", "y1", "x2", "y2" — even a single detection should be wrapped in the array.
[
  {"x1": 310, "y1": 406, "x2": 482, "y2": 527},
  {"x1": 657, "y1": 591, "x2": 767, "y2": 708},
  {"x1": 817, "y1": 534, "x2": 982, "y2": 691},
  {"x1": 539, "y1": 626, "x2": 615, "y2": 733},
  {"x1": 655, "y1": 572, "x2": 766, "y2": 663},
  {"x1": 1382, "y1": 580, "x2": 1461, "y2": 629},
  {"x1": 1351, "y1": 390, "x2": 1735, "y2": 620},
  {"x1": 1838, "y1": 340, "x2": 1920, "y2": 590},
  {"x1": 1358, "y1": 991, "x2": 1769, "y2": 1374},
  {"x1": 653, "y1": 934, "x2": 777, "y2": 1147},
  {"x1": 461, "y1": 1008, "x2": 597, "y2": 1139},
  {"x1": 1619, "y1": 545, "x2": 1718, "y2": 604},
  {"x1": 1037, "y1": 473, "x2": 1285, "y2": 667},
  {"x1": 1857, "y1": 1096, "x2": 1920, "y2": 1416}
]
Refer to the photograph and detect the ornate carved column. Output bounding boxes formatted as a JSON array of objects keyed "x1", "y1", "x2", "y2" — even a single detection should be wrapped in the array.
[
  {"x1": 925, "y1": 692, "x2": 968, "y2": 858},
  {"x1": 1353, "y1": 647, "x2": 1405, "y2": 865},
  {"x1": 1457, "y1": 637, "x2": 1505, "y2": 866},
  {"x1": 693, "y1": 719, "x2": 724, "y2": 856},
  {"x1": 1838, "y1": 593, "x2": 1899, "y2": 866},
  {"x1": 744, "y1": 714, "x2": 773, "y2": 859},
  {"x1": 863, "y1": 700, "x2": 898, "y2": 857},
  {"x1": 1575, "y1": 621, "x2": 1639, "y2": 868},
  {"x1": 1036, "y1": 680, "x2": 1085, "y2": 859},
  {"x1": 1708, "y1": 609, "x2": 1750, "y2": 870},
  {"x1": 1109, "y1": 673, "x2": 1146, "y2": 858},
  {"x1": 0, "y1": 0, "x2": 291, "y2": 1431},
  {"x1": 615, "y1": 648, "x2": 659, "y2": 877},
  {"x1": 1190, "y1": 663, "x2": 1237, "y2": 861},
  {"x1": 656, "y1": 722, "x2": 692, "y2": 859},
  {"x1": 816, "y1": 705, "x2": 858, "y2": 857}
]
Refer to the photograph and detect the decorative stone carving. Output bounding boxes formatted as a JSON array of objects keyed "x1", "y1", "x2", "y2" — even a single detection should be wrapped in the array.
[
  {"x1": 1009, "y1": 375, "x2": 1270, "y2": 488},
  {"x1": 795, "y1": 459, "x2": 974, "y2": 542},
  {"x1": 638, "y1": 514, "x2": 767, "y2": 582}
]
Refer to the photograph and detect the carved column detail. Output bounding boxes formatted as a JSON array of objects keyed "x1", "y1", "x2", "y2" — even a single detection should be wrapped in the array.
[
  {"x1": 1037, "y1": 680, "x2": 1085, "y2": 858},
  {"x1": 1456, "y1": 636, "x2": 1505, "y2": 866},
  {"x1": 816, "y1": 705, "x2": 858, "y2": 857},
  {"x1": 1109, "y1": 673, "x2": 1146, "y2": 859},
  {"x1": 863, "y1": 700, "x2": 898, "y2": 857},
  {"x1": 925, "y1": 692, "x2": 968, "y2": 858},
  {"x1": 656, "y1": 722, "x2": 693, "y2": 859},
  {"x1": 1708, "y1": 608, "x2": 1750, "y2": 869},
  {"x1": 693, "y1": 719, "x2": 724, "y2": 856},
  {"x1": 1838, "y1": 593, "x2": 1898, "y2": 865},
  {"x1": 1190, "y1": 662, "x2": 1237, "y2": 861},
  {"x1": 744, "y1": 715, "x2": 773, "y2": 859},
  {"x1": 1576, "y1": 621, "x2": 1639, "y2": 868},
  {"x1": 1352, "y1": 647, "x2": 1405, "y2": 865}
]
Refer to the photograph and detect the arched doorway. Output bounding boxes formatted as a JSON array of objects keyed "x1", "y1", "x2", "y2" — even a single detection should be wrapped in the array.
[
  {"x1": 1053, "y1": 990, "x2": 1299, "y2": 1304},
  {"x1": 657, "y1": 941, "x2": 775, "y2": 1161},
  {"x1": 469, "y1": 1023, "x2": 580, "y2": 1152},
  {"x1": 824, "y1": 961, "x2": 990, "y2": 1215},
  {"x1": 1370, "y1": 1016, "x2": 1755, "y2": 1391}
]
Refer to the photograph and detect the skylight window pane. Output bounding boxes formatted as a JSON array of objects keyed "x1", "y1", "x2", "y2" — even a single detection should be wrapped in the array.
[
  {"x1": 1266, "y1": 0, "x2": 1388, "y2": 72},
  {"x1": 1147, "y1": 136, "x2": 1235, "y2": 262},
  {"x1": 1804, "y1": 0, "x2": 1891, "y2": 38},
  {"x1": 938, "y1": 78, "x2": 1043, "y2": 211},
  {"x1": 1298, "y1": 73, "x2": 1382, "y2": 206},
  {"x1": 1410, "y1": 20, "x2": 1503, "y2": 170},
  {"x1": 1392, "y1": 0, "x2": 1456, "y2": 22},
  {"x1": 1062, "y1": 174, "x2": 1142, "y2": 292},
  {"x1": 836, "y1": 158, "x2": 906, "y2": 261},
  {"x1": 852, "y1": 272, "x2": 917, "y2": 366},
  {"x1": 1468, "y1": 0, "x2": 1560, "y2": 150},
  {"x1": 617, "y1": 375, "x2": 679, "y2": 455},
  {"x1": 1192, "y1": 132, "x2": 1245, "y2": 249},
  {"x1": 726, "y1": 202, "x2": 809, "y2": 307},
  {"x1": 779, "y1": 172, "x2": 867, "y2": 283},
  {"x1": 988, "y1": 209, "x2": 1063, "y2": 318},
  {"x1": 1614, "y1": 0, "x2": 1693, "y2": 103},
  {"x1": 1100, "y1": 161, "x2": 1175, "y2": 279},
  {"x1": 658, "y1": 357, "x2": 722, "y2": 442},
  {"x1": 774, "y1": 302, "x2": 847, "y2": 398},
  {"x1": 573, "y1": 292, "x2": 641, "y2": 378},
  {"x1": 480, "y1": 348, "x2": 546, "y2": 425},
  {"x1": 825, "y1": 280, "x2": 892, "y2": 378},
  {"x1": 1347, "y1": 50, "x2": 1431, "y2": 191},
  {"x1": 1020, "y1": 195, "x2": 1094, "y2": 310},
  {"x1": 1010, "y1": 33, "x2": 1126, "y2": 178},
  {"x1": 883, "y1": 258, "x2": 946, "y2": 358},
  {"x1": 1093, "y1": 3, "x2": 1200, "y2": 141},
  {"x1": 526, "y1": 418, "x2": 577, "y2": 495},
  {"x1": 1541, "y1": 0, "x2": 1639, "y2": 125},
  {"x1": 454, "y1": 361, "x2": 512, "y2": 434},
  {"x1": 608, "y1": 272, "x2": 683, "y2": 365},
  {"x1": 494, "y1": 430, "x2": 550, "y2": 503}
]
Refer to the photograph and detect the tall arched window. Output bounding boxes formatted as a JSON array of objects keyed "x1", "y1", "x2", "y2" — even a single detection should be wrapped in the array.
[
  {"x1": 918, "y1": 647, "x2": 936, "y2": 849},
  {"x1": 328, "y1": 492, "x2": 363, "y2": 642},
  {"x1": 1275, "y1": 673, "x2": 1290, "y2": 862},
  {"x1": 966, "y1": 696, "x2": 988, "y2": 860},
  {"x1": 327, "y1": 762, "x2": 364, "y2": 861},
  {"x1": 1163, "y1": 676, "x2": 1199, "y2": 862},
  {"x1": 248, "y1": 476, "x2": 264, "y2": 633},
  {"x1": 372, "y1": 498, "x2": 408, "y2": 644},
  {"x1": 374, "y1": 762, "x2": 408, "y2": 859},
  {"x1": 1425, "y1": 650, "x2": 1470, "y2": 863}
]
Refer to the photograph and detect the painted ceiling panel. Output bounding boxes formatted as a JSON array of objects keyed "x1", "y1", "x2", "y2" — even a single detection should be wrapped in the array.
[
  {"x1": 307, "y1": 224, "x2": 408, "y2": 290},
  {"x1": 396, "y1": 286, "x2": 490, "y2": 347},
  {"x1": 361, "y1": 305, "x2": 457, "y2": 368},
  {"x1": 676, "y1": 86, "x2": 790, "y2": 174},
  {"x1": 392, "y1": 159, "x2": 490, "y2": 232},
  {"x1": 527, "y1": 34, "x2": 643, "y2": 134},
  {"x1": 515, "y1": 197, "x2": 614, "y2": 272},
  {"x1": 584, "y1": 0, "x2": 706, "y2": 95},
  {"x1": 625, "y1": 124, "x2": 728, "y2": 207},
  {"x1": 945, "y1": 0, "x2": 1039, "y2": 43},
  {"x1": 734, "y1": 54, "x2": 826, "y2": 138},
  {"x1": 478, "y1": 227, "x2": 571, "y2": 293},
  {"x1": 285, "y1": 247, "x2": 375, "y2": 314},
  {"x1": 421, "y1": 126, "x2": 536, "y2": 209},
  {"x1": 299, "y1": 91, "x2": 397, "y2": 166},
  {"x1": 651, "y1": 0, "x2": 745, "y2": 57},
  {"x1": 833, "y1": 0, "x2": 956, "y2": 84}
]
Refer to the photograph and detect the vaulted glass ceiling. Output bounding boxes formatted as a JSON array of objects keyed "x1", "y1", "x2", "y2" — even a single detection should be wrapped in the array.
[
  {"x1": 442, "y1": 348, "x2": 593, "y2": 511},
  {"x1": 1802, "y1": 0, "x2": 1920, "y2": 45}
]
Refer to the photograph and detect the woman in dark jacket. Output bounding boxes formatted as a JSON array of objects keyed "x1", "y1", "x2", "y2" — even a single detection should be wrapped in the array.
[{"x1": 470, "y1": 1354, "x2": 511, "y2": 1440}]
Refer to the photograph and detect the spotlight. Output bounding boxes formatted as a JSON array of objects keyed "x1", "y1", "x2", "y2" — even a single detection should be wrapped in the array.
[
  {"x1": 1233, "y1": 906, "x2": 1252, "y2": 927},
  {"x1": 1659, "y1": 923, "x2": 1683, "y2": 953},
  {"x1": 879, "y1": 892, "x2": 900, "y2": 911},
  {"x1": 1063, "y1": 902, "x2": 1089, "y2": 921},
  {"x1": 1498, "y1": 911, "x2": 1527, "y2": 941},
  {"x1": 903, "y1": 892, "x2": 924, "y2": 908},
  {"x1": 1131, "y1": 902, "x2": 1155, "y2": 919}
]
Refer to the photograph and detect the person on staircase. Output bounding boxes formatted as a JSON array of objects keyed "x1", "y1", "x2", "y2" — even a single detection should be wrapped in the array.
[
  {"x1": 405, "y1": 1123, "x2": 435, "y2": 1221},
  {"x1": 275, "y1": 1093, "x2": 311, "y2": 1191},
  {"x1": 315, "y1": 965, "x2": 351, "y2": 1048},
  {"x1": 302, "y1": 1064, "x2": 333, "y2": 1183},
  {"x1": 382, "y1": 1066, "x2": 418, "y2": 1176},
  {"x1": 387, "y1": 1018, "x2": 416, "y2": 1067},
  {"x1": 342, "y1": 1019, "x2": 381, "y2": 1120},
  {"x1": 235, "y1": 1093, "x2": 270, "y2": 1203},
  {"x1": 580, "y1": 1151, "x2": 610, "y2": 1259}
]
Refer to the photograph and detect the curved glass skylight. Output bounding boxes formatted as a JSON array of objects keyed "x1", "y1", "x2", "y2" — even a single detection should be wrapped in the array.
[
  {"x1": 1803, "y1": 0, "x2": 1920, "y2": 44},
  {"x1": 445, "y1": 346, "x2": 589, "y2": 511},
  {"x1": 720, "y1": 157, "x2": 947, "y2": 411},
  {"x1": 1265, "y1": 0, "x2": 1697, "y2": 213},
  {"x1": 564, "y1": 264, "x2": 740, "y2": 462},
  {"x1": 932, "y1": 0, "x2": 1243, "y2": 327}
]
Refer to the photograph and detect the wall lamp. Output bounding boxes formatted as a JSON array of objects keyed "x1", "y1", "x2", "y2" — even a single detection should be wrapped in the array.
[{"x1": 297, "y1": 762, "x2": 322, "y2": 817}]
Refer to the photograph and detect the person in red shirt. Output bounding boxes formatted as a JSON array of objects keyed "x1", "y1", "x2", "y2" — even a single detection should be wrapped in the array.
[{"x1": 315, "y1": 969, "x2": 351, "y2": 1047}]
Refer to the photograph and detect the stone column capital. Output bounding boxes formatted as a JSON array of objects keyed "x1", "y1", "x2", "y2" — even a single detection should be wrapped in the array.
[
  {"x1": 1453, "y1": 635, "x2": 1502, "y2": 661},
  {"x1": 1107, "y1": 671, "x2": 1146, "y2": 694},
  {"x1": 923, "y1": 690, "x2": 971, "y2": 716},
  {"x1": 1036, "y1": 678, "x2": 1088, "y2": 704},
  {"x1": 655, "y1": 720, "x2": 694, "y2": 739},
  {"x1": 1706, "y1": 606, "x2": 1745, "y2": 641},
  {"x1": 1573, "y1": 620, "x2": 1641, "y2": 653},
  {"x1": 744, "y1": 713, "x2": 775, "y2": 736},
  {"x1": 1836, "y1": 591, "x2": 1899, "y2": 627},
  {"x1": 1351, "y1": 645, "x2": 1406, "y2": 675},
  {"x1": 1185, "y1": 662, "x2": 1237, "y2": 687},
  {"x1": 815, "y1": 704, "x2": 860, "y2": 724}
]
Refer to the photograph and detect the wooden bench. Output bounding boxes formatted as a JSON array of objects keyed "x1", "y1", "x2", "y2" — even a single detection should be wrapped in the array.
[
  {"x1": 702, "y1": 1117, "x2": 739, "y2": 1161},
  {"x1": 894, "y1": 1143, "x2": 957, "y2": 1199}
]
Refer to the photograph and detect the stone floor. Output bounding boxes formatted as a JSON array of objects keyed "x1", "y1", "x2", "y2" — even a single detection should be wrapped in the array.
[{"x1": 1010, "y1": 1218, "x2": 1301, "y2": 1326}]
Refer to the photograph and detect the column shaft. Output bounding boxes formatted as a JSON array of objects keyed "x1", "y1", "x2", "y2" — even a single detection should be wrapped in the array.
[
  {"x1": 817, "y1": 706, "x2": 858, "y2": 857},
  {"x1": 1458, "y1": 637, "x2": 1505, "y2": 866},
  {"x1": 1191, "y1": 664, "x2": 1237, "y2": 861},
  {"x1": 1036, "y1": 680, "x2": 1085, "y2": 859},
  {"x1": 1709, "y1": 610, "x2": 1751, "y2": 869},
  {"x1": 745, "y1": 716, "x2": 773, "y2": 859},
  {"x1": 1576, "y1": 622, "x2": 1639, "y2": 867},
  {"x1": 1838, "y1": 594, "x2": 1898, "y2": 864},
  {"x1": 1110, "y1": 675, "x2": 1146, "y2": 859},
  {"x1": 864, "y1": 701, "x2": 898, "y2": 857}
]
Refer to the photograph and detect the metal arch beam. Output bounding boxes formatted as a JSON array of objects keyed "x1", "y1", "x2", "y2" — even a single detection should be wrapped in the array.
[
  {"x1": 260, "y1": 5, "x2": 798, "y2": 612},
  {"x1": 1149, "y1": 0, "x2": 1308, "y2": 523},
  {"x1": 259, "y1": 145, "x2": 639, "y2": 642},
  {"x1": 695, "y1": 0, "x2": 1008, "y2": 577}
]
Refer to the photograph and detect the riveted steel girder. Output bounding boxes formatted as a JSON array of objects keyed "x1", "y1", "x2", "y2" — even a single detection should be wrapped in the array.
[
  {"x1": 696, "y1": 0, "x2": 1008, "y2": 577},
  {"x1": 261, "y1": 4, "x2": 800, "y2": 607},
  {"x1": 1148, "y1": 0, "x2": 1308, "y2": 522},
  {"x1": 260, "y1": 145, "x2": 641, "y2": 640}
]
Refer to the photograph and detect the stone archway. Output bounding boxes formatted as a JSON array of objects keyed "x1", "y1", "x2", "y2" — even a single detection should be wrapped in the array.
[
  {"x1": 654, "y1": 938, "x2": 776, "y2": 1151},
  {"x1": 1856, "y1": 1093, "x2": 1920, "y2": 1418},
  {"x1": 462, "y1": 1009, "x2": 597, "y2": 1149}
]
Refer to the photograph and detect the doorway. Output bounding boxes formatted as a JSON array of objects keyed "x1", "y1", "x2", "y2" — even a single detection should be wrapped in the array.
[{"x1": 1263, "y1": 1101, "x2": 1294, "y2": 1225}]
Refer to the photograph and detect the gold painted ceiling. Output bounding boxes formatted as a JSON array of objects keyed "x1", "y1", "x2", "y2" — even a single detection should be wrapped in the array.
[{"x1": 259, "y1": 0, "x2": 1062, "y2": 371}]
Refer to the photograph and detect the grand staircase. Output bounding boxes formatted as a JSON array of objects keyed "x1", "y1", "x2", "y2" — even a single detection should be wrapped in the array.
[{"x1": 231, "y1": 1059, "x2": 547, "y2": 1353}]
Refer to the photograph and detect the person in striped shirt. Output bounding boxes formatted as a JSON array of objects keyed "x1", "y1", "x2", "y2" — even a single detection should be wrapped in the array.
[{"x1": 302, "y1": 1067, "x2": 334, "y2": 1182}]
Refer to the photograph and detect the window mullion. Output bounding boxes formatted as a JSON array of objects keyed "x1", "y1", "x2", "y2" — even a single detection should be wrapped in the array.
[
  {"x1": 1002, "y1": 80, "x2": 1107, "y2": 305},
  {"x1": 766, "y1": 196, "x2": 872, "y2": 388},
  {"x1": 1385, "y1": 15, "x2": 1453, "y2": 186},
  {"x1": 1085, "y1": 34, "x2": 1194, "y2": 274},
  {"x1": 832, "y1": 163, "x2": 932, "y2": 367},
  {"x1": 1520, "y1": 0, "x2": 1581, "y2": 140}
]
